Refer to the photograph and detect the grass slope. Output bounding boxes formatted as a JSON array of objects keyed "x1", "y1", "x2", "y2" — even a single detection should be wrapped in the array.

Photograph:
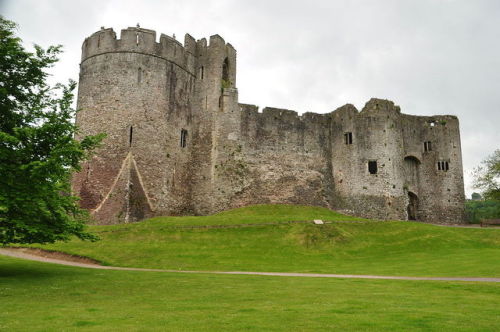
[
  {"x1": 1, "y1": 255, "x2": 499, "y2": 331},
  {"x1": 32, "y1": 205, "x2": 500, "y2": 277}
]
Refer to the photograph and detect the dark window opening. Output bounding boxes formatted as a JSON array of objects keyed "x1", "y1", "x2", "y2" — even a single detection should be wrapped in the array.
[
  {"x1": 437, "y1": 161, "x2": 449, "y2": 171},
  {"x1": 221, "y1": 57, "x2": 230, "y2": 89},
  {"x1": 222, "y1": 57, "x2": 229, "y2": 82},
  {"x1": 180, "y1": 129, "x2": 188, "y2": 148},
  {"x1": 344, "y1": 132, "x2": 353, "y2": 145},
  {"x1": 138, "y1": 67, "x2": 142, "y2": 83},
  {"x1": 200, "y1": 66, "x2": 204, "y2": 79},
  {"x1": 129, "y1": 126, "x2": 133, "y2": 147},
  {"x1": 368, "y1": 161, "x2": 378, "y2": 174},
  {"x1": 424, "y1": 141, "x2": 432, "y2": 152}
]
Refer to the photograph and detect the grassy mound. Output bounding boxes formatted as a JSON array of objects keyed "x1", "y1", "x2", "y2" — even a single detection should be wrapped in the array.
[{"x1": 32, "y1": 204, "x2": 500, "y2": 277}]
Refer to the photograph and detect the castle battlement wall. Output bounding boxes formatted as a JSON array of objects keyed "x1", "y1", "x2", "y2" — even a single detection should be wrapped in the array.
[
  {"x1": 81, "y1": 28, "x2": 194, "y2": 74},
  {"x1": 81, "y1": 27, "x2": 235, "y2": 77}
]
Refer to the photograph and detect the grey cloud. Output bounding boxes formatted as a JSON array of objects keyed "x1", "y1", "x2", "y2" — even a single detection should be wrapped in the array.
[{"x1": 3, "y1": 0, "x2": 499, "y2": 196}]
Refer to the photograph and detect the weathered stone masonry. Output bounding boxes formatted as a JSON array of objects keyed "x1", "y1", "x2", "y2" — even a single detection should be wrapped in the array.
[{"x1": 73, "y1": 26, "x2": 465, "y2": 224}]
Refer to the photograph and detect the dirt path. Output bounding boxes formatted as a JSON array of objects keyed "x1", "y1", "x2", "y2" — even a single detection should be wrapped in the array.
[{"x1": 1, "y1": 247, "x2": 499, "y2": 283}]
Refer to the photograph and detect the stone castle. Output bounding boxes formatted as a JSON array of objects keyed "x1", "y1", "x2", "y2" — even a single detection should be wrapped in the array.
[{"x1": 73, "y1": 26, "x2": 465, "y2": 224}]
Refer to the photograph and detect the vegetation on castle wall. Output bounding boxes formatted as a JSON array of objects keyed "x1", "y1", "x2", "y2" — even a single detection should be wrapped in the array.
[{"x1": 215, "y1": 144, "x2": 248, "y2": 187}]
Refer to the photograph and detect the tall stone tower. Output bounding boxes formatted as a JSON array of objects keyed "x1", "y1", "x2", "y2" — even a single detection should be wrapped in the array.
[
  {"x1": 74, "y1": 27, "x2": 236, "y2": 223},
  {"x1": 74, "y1": 26, "x2": 465, "y2": 224}
]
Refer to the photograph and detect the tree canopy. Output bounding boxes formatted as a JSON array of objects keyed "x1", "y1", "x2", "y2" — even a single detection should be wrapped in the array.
[
  {"x1": 0, "y1": 17, "x2": 104, "y2": 244},
  {"x1": 473, "y1": 149, "x2": 500, "y2": 201}
]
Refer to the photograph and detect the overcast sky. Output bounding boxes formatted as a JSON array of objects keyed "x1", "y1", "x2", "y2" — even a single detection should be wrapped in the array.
[{"x1": 2, "y1": 0, "x2": 499, "y2": 197}]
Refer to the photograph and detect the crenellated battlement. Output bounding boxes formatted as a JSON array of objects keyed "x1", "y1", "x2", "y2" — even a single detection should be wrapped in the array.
[
  {"x1": 239, "y1": 104, "x2": 331, "y2": 124},
  {"x1": 81, "y1": 27, "x2": 235, "y2": 76}
]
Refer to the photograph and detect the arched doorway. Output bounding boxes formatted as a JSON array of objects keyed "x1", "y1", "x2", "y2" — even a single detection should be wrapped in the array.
[
  {"x1": 403, "y1": 156, "x2": 420, "y2": 190},
  {"x1": 407, "y1": 191, "x2": 418, "y2": 220}
]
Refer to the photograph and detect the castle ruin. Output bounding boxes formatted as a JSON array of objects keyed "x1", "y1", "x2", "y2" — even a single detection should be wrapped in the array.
[{"x1": 73, "y1": 26, "x2": 466, "y2": 224}]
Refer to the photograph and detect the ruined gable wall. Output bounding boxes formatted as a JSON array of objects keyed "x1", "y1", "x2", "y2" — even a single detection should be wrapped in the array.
[
  {"x1": 328, "y1": 99, "x2": 465, "y2": 222},
  {"x1": 400, "y1": 114, "x2": 465, "y2": 222},
  {"x1": 329, "y1": 100, "x2": 408, "y2": 220}
]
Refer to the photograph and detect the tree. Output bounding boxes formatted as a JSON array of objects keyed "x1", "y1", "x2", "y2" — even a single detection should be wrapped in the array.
[
  {"x1": 0, "y1": 17, "x2": 104, "y2": 244},
  {"x1": 471, "y1": 192, "x2": 482, "y2": 201},
  {"x1": 473, "y1": 149, "x2": 500, "y2": 201}
]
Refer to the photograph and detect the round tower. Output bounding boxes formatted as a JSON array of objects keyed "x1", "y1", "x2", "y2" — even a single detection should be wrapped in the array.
[{"x1": 73, "y1": 27, "x2": 198, "y2": 224}]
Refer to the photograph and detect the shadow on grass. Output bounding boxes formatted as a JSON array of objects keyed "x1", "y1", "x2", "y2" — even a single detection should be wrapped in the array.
[{"x1": 0, "y1": 260, "x2": 84, "y2": 280}]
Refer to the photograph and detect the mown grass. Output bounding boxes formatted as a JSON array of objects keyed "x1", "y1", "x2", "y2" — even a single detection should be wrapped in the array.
[
  {"x1": 0, "y1": 255, "x2": 499, "y2": 331},
  {"x1": 31, "y1": 204, "x2": 500, "y2": 277}
]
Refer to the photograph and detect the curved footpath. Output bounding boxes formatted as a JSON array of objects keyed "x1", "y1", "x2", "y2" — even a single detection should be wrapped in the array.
[{"x1": 1, "y1": 248, "x2": 499, "y2": 283}]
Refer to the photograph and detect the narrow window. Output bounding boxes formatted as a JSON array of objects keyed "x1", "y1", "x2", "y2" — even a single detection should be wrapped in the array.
[
  {"x1": 424, "y1": 141, "x2": 432, "y2": 152},
  {"x1": 445, "y1": 161, "x2": 449, "y2": 171},
  {"x1": 129, "y1": 126, "x2": 133, "y2": 147},
  {"x1": 136, "y1": 33, "x2": 139, "y2": 45},
  {"x1": 344, "y1": 132, "x2": 353, "y2": 145},
  {"x1": 138, "y1": 67, "x2": 142, "y2": 83},
  {"x1": 180, "y1": 129, "x2": 188, "y2": 148},
  {"x1": 368, "y1": 161, "x2": 378, "y2": 174},
  {"x1": 200, "y1": 66, "x2": 204, "y2": 80},
  {"x1": 222, "y1": 58, "x2": 229, "y2": 82}
]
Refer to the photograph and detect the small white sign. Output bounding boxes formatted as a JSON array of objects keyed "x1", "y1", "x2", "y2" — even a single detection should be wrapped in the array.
[{"x1": 313, "y1": 219, "x2": 324, "y2": 225}]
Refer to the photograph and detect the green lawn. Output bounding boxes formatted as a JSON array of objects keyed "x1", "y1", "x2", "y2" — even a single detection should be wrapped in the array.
[
  {"x1": 1, "y1": 255, "x2": 499, "y2": 331},
  {"x1": 30, "y1": 204, "x2": 500, "y2": 277}
]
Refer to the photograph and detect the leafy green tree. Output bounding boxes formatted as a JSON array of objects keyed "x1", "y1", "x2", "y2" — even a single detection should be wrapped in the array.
[
  {"x1": 0, "y1": 17, "x2": 104, "y2": 244},
  {"x1": 471, "y1": 192, "x2": 482, "y2": 201},
  {"x1": 473, "y1": 149, "x2": 500, "y2": 201},
  {"x1": 465, "y1": 200, "x2": 500, "y2": 223}
]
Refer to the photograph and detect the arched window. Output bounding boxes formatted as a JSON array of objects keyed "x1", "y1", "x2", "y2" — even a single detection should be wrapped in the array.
[{"x1": 180, "y1": 129, "x2": 188, "y2": 148}]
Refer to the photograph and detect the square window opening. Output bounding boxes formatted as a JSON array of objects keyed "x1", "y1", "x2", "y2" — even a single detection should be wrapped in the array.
[{"x1": 368, "y1": 161, "x2": 377, "y2": 174}]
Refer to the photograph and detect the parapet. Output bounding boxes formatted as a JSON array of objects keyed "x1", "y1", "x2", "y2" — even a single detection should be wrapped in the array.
[
  {"x1": 239, "y1": 104, "x2": 331, "y2": 126},
  {"x1": 262, "y1": 107, "x2": 299, "y2": 119},
  {"x1": 81, "y1": 27, "x2": 234, "y2": 76}
]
